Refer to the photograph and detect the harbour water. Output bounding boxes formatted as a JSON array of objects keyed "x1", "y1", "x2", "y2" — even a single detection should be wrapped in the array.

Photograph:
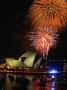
[{"x1": 0, "y1": 74, "x2": 67, "y2": 90}]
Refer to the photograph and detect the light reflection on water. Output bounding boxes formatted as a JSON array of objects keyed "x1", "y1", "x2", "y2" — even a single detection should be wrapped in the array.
[
  {"x1": 51, "y1": 81, "x2": 55, "y2": 90},
  {"x1": 0, "y1": 74, "x2": 67, "y2": 90},
  {"x1": 51, "y1": 88, "x2": 55, "y2": 90},
  {"x1": 52, "y1": 81, "x2": 55, "y2": 87}
]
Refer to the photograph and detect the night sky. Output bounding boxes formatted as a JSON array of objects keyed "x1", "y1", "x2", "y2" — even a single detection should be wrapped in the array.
[{"x1": 0, "y1": 0, "x2": 67, "y2": 60}]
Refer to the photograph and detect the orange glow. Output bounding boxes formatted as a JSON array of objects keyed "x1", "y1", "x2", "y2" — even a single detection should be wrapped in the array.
[{"x1": 28, "y1": 0, "x2": 67, "y2": 31}]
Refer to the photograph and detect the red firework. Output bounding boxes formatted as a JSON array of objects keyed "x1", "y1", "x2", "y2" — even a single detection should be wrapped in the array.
[
  {"x1": 27, "y1": 28, "x2": 58, "y2": 58},
  {"x1": 28, "y1": 0, "x2": 67, "y2": 31}
]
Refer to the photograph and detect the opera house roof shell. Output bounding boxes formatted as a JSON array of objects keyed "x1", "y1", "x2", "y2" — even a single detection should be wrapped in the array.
[{"x1": 5, "y1": 51, "x2": 42, "y2": 68}]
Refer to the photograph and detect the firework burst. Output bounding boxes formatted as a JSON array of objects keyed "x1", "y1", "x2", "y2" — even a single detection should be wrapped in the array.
[
  {"x1": 28, "y1": 0, "x2": 67, "y2": 31},
  {"x1": 27, "y1": 28, "x2": 58, "y2": 58}
]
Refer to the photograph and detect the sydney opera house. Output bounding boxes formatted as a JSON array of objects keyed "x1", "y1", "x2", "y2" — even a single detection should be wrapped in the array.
[{"x1": 0, "y1": 51, "x2": 42, "y2": 69}]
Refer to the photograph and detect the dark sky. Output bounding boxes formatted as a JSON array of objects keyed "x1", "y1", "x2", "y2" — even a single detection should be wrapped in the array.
[{"x1": 0, "y1": 0, "x2": 67, "y2": 60}]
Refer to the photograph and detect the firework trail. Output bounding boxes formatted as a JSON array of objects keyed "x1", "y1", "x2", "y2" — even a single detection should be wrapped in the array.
[
  {"x1": 28, "y1": 0, "x2": 67, "y2": 31},
  {"x1": 27, "y1": 27, "x2": 59, "y2": 59}
]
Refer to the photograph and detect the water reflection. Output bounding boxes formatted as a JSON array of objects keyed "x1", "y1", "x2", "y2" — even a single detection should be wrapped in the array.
[
  {"x1": 51, "y1": 81, "x2": 55, "y2": 90},
  {"x1": 0, "y1": 74, "x2": 30, "y2": 90},
  {"x1": 51, "y1": 88, "x2": 55, "y2": 90},
  {"x1": 0, "y1": 74, "x2": 67, "y2": 90}
]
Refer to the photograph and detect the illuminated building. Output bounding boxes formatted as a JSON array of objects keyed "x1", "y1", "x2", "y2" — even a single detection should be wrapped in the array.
[{"x1": 3, "y1": 51, "x2": 42, "y2": 68}]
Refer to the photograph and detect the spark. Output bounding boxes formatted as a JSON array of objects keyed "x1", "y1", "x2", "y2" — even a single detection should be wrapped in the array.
[
  {"x1": 27, "y1": 28, "x2": 58, "y2": 58},
  {"x1": 28, "y1": 0, "x2": 67, "y2": 31}
]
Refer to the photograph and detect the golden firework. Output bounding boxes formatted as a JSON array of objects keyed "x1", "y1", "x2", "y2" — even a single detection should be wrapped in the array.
[{"x1": 28, "y1": 0, "x2": 67, "y2": 31}]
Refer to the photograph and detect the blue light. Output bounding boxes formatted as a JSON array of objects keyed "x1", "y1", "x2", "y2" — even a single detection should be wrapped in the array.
[
  {"x1": 52, "y1": 75, "x2": 55, "y2": 78},
  {"x1": 49, "y1": 70, "x2": 57, "y2": 74},
  {"x1": 51, "y1": 81, "x2": 55, "y2": 90},
  {"x1": 51, "y1": 87, "x2": 55, "y2": 90}
]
